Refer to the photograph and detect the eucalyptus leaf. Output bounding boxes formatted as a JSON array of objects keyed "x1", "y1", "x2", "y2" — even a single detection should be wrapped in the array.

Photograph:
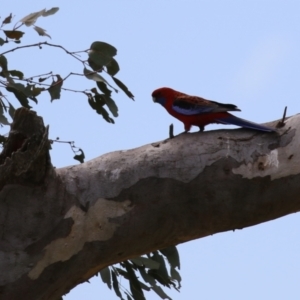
[
  {"x1": 84, "y1": 67, "x2": 107, "y2": 83},
  {"x1": 8, "y1": 102, "x2": 15, "y2": 119},
  {"x1": 130, "y1": 257, "x2": 160, "y2": 270},
  {"x1": 96, "y1": 82, "x2": 112, "y2": 96},
  {"x1": 33, "y1": 26, "x2": 51, "y2": 38},
  {"x1": 0, "y1": 55, "x2": 8, "y2": 71},
  {"x1": 159, "y1": 246, "x2": 180, "y2": 269},
  {"x1": 0, "y1": 113, "x2": 10, "y2": 125},
  {"x1": 4, "y1": 30, "x2": 24, "y2": 40},
  {"x1": 112, "y1": 77, "x2": 134, "y2": 100},
  {"x1": 73, "y1": 148, "x2": 85, "y2": 163},
  {"x1": 124, "y1": 261, "x2": 146, "y2": 300},
  {"x1": 99, "y1": 267, "x2": 112, "y2": 290},
  {"x1": 20, "y1": 9, "x2": 46, "y2": 26},
  {"x1": 100, "y1": 94, "x2": 118, "y2": 117},
  {"x1": 111, "y1": 270, "x2": 124, "y2": 300},
  {"x1": 48, "y1": 74, "x2": 63, "y2": 101},
  {"x1": 9, "y1": 70, "x2": 24, "y2": 79},
  {"x1": 151, "y1": 285, "x2": 172, "y2": 300},
  {"x1": 42, "y1": 7, "x2": 59, "y2": 17},
  {"x1": 106, "y1": 58, "x2": 120, "y2": 76},
  {"x1": 2, "y1": 13, "x2": 12, "y2": 25}
]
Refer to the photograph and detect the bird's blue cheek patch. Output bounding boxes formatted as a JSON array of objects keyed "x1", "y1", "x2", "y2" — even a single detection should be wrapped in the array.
[{"x1": 155, "y1": 97, "x2": 167, "y2": 106}]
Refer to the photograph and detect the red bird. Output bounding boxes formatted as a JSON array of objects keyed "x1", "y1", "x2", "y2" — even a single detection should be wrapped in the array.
[{"x1": 152, "y1": 87, "x2": 276, "y2": 132}]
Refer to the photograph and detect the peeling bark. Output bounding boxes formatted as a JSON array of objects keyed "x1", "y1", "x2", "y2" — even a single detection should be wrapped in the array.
[{"x1": 0, "y1": 108, "x2": 299, "y2": 299}]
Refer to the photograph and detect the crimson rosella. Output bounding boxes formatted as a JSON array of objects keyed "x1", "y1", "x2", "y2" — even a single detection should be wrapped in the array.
[{"x1": 152, "y1": 87, "x2": 276, "y2": 132}]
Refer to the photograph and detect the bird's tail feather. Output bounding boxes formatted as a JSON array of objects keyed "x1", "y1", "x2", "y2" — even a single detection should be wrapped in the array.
[{"x1": 215, "y1": 114, "x2": 276, "y2": 132}]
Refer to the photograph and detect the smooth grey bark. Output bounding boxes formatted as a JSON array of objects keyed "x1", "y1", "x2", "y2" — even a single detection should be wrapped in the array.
[{"x1": 0, "y1": 108, "x2": 299, "y2": 299}]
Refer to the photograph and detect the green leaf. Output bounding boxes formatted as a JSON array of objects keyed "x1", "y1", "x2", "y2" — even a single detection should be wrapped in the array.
[
  {"x1": 148, "y1": 252, "x2": 171, "y2": 287},
  {"x1": 87, "y1": 57, "x2": 103, "y2": 72},
  {"x1": 88, "y1": 41, "x2": 117, "y2": 71},
  {"x1": 48, "y1": 74, "x2": 63, "y2": 101},
  {"x1": 151, "y1": 285, "x2": 172, "y2": 300},
  {"x1": 8, "y1": 102, "x2": 15, "y2": 119},
  {"x1": 20, "y1": 7, "x2": 59, "y2": 26},
  {"x1": 100, "y1": 106, "x2": 114, "y2": 124},
  {"x1": 39, "y1": 76, "x2": 48, "y2": 83},
  {"x1": 125, "y1": 292, "x2": 134, "y2": 300},
  {"x1": 99, "y1": 267, "x2": 112, "y2": 290},
  {"x1": 138, "y1": 267, "x2": 156, "y2": 286},
  {"x1": 88, "y1": 95, "x2": 114, "y2": 124},
  {"x1": 90, "y1": 41, "x2": 117, "y2": 57},
  {"x1": 106, "y1": 58, "x2": 120, "y2": 76},
  {"x1": 159, "y1": 246, "x2": 180, "y2": 269},
  {"x1": 0, "y1": 113, "x2": 10, "y2": 125},
  {"x1": 4, "y1": 30, "x2": 24, "y2": 40},
  {"x1": 100, "y1": 94, "x2": 118, "y2": 117},
  {"x1": 115, "y1": 267, "x2": 130, "y2": 279},
  {"x1": 33, "y1": 26, "x2": 51, "y2": 39},
  {"x1": 138, "y1": 281, "x2": 151, "y2": 291},
  {"x1": 42, "y1": 7, "x2": 59, "y2": 17},
  {"x1": 111, "y1": 270, "x2": 124, "y2": 300},
  {"x1": 99, "y1": 106, "x2": 114, "y2": 123},
  {"x1": 0, "y1": 55, "x2": 8, "y2": 71},
  {"x1": 9, "y1": 70, "x2": 24, "y2": 79},
  {"x1": 32, "y1": 86, "x2": 45, "y2": 97},
  {"x1": 6, "y1": 84, "x2": 31, "y2": 108},
  {"x1": 20, "y1": 9, "x2": 45, "y2": 26},
  {"x1": 130, "y1": 257, "x2": 160, "y2": 270},
  {"x1": 2, "y1": 13, "x2": 12, "y2": 25},
  {"x1": 170, "y1": 268, "x2": 181, "y2": 289},
  {"x1": 0, "y1": 38, "x2": 5, "y2": 46},
  {"x1": 0, "y1": 102, "x2": 9, "y2": 125},
  {"x1": 138, "y1": 268, "x2": 172, "y2": 300},
  {"x1": 0, "y1": 98, "x2": 6, "y2": 112},
  {"x1": 112, "y1": 77, "x2": 134, "y2": 100},
  {"x1": 73, "y1": 148, "x2": 85, "y2": 163},
  {"x1": 0, "y1": 134, "x2": 7, "y2": 145},
  {"x1": 88, "y1": 95, "x2": 100, "y2": 110},
  {"x1": 124, "y1": 261, "x2": 146, "y2": 300},
  {"x1": 84, "y1": 67, "x2": 108, "y2": 83},
  {"x1": 96, "y1": 82, "x2": 112, "y2": 97}
]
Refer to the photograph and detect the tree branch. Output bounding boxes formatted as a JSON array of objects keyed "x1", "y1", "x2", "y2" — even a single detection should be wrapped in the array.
[
  {"x1": 0, "y1": 41, "x2": 87, "y2": 64},
  {"x1": 0, "y1": 109, "x2": 299, "y2": 299}
]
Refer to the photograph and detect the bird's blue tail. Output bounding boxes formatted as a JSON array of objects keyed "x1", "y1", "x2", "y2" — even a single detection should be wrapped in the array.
[{"x1": 215, "y1": 114, "x2": 276, "y2": 132}]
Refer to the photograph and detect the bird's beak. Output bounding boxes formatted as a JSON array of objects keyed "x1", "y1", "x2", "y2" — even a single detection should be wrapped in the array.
[{"x1": 152, "y1": 97, "x2": 157, "y2": 103}]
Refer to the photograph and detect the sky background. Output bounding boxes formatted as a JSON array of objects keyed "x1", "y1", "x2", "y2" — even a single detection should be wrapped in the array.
[{"x1": 2, "y1": 1, "x2": 300, "y2": 299}]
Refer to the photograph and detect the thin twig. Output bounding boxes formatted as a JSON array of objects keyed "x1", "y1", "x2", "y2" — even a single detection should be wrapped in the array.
[
  {"x1": 28, "y1": 71, "x2": 53, "y2": 79},
  {"x1": 169, "y1": 124, "x2": 174, "y2": 139},
  {"x1": 0, "y1": 41, "x2": 88, "y2": 64},
  {"x1": 5, "y1": 74, "x2": 89, "y2": 94},
  {"x1": 49, "y1": 139, "x2": 81, "y2": 155},
  {"x1": 276, "y1": 106, "x2": 287, "y2": 128}
]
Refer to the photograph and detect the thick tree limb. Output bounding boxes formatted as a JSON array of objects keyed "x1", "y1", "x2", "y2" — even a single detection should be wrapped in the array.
[{"x1": 0, "y1": 108, "x2": 299, "y2": 299}]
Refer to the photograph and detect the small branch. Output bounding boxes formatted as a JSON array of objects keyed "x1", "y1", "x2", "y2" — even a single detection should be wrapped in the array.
[
  {"x1": 13, "y1": 21, "x2": 23, "y2": 31},
  {"x1": 169, "y1": 124, "x2": 174, "y2": 139},
  {"x1": 6, "y1": 75, "x2": 89, "y2": 94},
  {"x1": 49, "y1": 138, "x2": 82, "y2": 155},
  {"x1": 276, "y1": 106, "x2": 287, "y2": 128},
  {"x1": 28, "y1": 71, "x2": 53, "y2": 80},
  {"x1": 0, "y1": 41, "x2": 87, "y2": 65}
]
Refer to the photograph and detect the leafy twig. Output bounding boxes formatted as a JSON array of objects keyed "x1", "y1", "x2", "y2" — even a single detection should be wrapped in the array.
[{"x1": 0, "y1": 41, "x2": 88, "y2": 64}]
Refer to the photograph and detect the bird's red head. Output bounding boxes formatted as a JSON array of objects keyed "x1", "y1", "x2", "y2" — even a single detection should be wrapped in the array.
[
  {"x1": 152, "y1": 87, "x2": 175, "y2": 98},
  {"x1": 152, "y1": 87, "x2": 177, "y2": 106}
]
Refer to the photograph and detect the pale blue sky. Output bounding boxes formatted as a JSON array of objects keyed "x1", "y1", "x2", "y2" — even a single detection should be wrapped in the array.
[{"x1": 2, "y1": 1, "x2": 300, "y2": 299}]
